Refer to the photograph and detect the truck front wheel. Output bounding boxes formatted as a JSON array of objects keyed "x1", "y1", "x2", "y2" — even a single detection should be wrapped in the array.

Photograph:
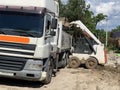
[
  {"x1": 85, "y1": 57, "x2": 98, "y2": 69},
  {"x1": 42, "y1": 59, "x2": 53, "y2": 84}
]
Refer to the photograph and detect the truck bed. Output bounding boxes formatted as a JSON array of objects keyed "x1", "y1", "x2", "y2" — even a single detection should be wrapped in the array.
[{"x1": 58, "y1": 22, "x2": 72, "y2": 52}]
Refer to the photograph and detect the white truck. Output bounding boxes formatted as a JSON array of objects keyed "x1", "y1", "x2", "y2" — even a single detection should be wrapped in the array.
[
  {"x1": 0, "y1": 0, "x2": 72, "y2": 84},
  {"x1": 69, "y1": 20, "x2": 107, "y2": 69}
]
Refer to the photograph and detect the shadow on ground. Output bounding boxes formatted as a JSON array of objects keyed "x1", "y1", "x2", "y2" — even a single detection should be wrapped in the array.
[{"x1": 0, "y1": 77, "x2": 44, "y2": 88}]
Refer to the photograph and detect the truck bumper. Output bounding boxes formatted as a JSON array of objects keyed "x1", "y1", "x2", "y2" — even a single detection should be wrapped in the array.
[
  {"x1": 0, "y1": 68, "x2": 47, "y2": 81},
  {"x1": 0, "y1": 57, "x2": 46, "y2": 81}
]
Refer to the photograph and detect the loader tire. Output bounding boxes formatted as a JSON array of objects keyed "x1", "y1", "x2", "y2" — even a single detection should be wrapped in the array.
[
  {"x1": 69, "y1": 57, "x2": 80, "y2": 68},
  {"x1": 85, "y1": 57, "x2": 98, "y2": 69}
]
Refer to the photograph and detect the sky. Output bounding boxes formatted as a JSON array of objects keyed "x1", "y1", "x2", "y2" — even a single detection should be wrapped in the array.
[{"x1": 61, "y1": 0, "x2": 120, "y2": 31}]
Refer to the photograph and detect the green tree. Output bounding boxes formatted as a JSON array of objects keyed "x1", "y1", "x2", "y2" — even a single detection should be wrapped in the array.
[
  {"x1": 59, "y1": 0, "x2": 107, "y2": 44},
  {"x1": 108, "y1": 25, "x2": 120, "y2": 51},
  {"x1": 109, "y1": 25, "x2": 120, "y2": 50},
  {"x1": 111, "y1": 25, "x2": 120, "y2": 32},
  {"x1": 65, "y1": 0, "x2": 87, "y2": 22},
  {"x1": 58, "y1": 0, "x2": 66, "y2": 17},
  {"x1": 95, "y1": 29, "x2": 106, "y2": 44},
  {"x1": 93, "y1": 13, "x2": 107, "y2": 28},
  {"x1": 59, "y1": 0, "x2": 106, "y2": 32}
]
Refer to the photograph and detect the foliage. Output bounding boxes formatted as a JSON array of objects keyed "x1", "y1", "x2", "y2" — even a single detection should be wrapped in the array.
[
  {"x1": 65, "y1": 0, "x2": 87, "y2": 22},
  {"x1": 93, "y1": 13, "x2": 107, "y2": 27},
  {"x1": 58, "y1": 0, "x2": 120, "y2": 51},
  {"x1": 58, "y1": 0, "x2": 67, "y2": 17},
  {"x1": 58, "y1": 0, "x2": 106, "y2": 31},
  {"x1": 58, "y1": 0, "x2": 107, "y2": 45},
  {"x1": 109, "y1": 25, "x2": 120, "y2": 51},
  {"x1": 94, "y1": 29, "x2": 106, "y2": 44},
  {"x1": 111, "y1": 25, "x2": 120, "y2": 32}
]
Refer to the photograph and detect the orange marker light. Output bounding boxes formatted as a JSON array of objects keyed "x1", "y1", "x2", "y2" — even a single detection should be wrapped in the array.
[{"x1": 0, "y1": 35, "x2": 30, "y2": 44}]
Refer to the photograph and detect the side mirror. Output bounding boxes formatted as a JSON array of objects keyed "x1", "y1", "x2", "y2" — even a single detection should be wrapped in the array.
[
  {"x1": 51, "y1": 18, "x2": 57, "y2": 29},
  {"x1": 50, "y1": 31, "x2": 56, "y2": 36}
]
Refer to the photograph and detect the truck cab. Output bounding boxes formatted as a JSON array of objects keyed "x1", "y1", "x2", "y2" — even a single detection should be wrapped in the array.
[{"x1": 0, "y1": 0, "x2": 59, "y2": 84}]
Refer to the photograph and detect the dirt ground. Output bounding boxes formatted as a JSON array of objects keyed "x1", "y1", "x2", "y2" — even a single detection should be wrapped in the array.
[{"x1": 0, "y1": 52, "x2": 120, "y2": 90}]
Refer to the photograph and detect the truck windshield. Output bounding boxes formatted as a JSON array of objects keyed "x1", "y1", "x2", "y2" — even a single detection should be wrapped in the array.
[{"x1": 0, "y1": 11, "x2": 44, "y2": 37}]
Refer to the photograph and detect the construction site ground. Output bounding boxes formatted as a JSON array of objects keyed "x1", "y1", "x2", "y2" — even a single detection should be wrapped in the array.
[{"x1": 0, "y1": 51, "x2": 120, "y2": 90}]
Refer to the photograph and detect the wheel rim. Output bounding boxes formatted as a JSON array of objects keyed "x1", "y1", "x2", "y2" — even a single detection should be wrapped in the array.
[
  {"x1": 88, "y1": 61, "x2": 96, "y2": 67},
  {"x1": 69, "y1": 59, "x2": 80, "y2": 68},
  {"x1": 71, "y1": 59, "x2": 77, "y2": 66}
]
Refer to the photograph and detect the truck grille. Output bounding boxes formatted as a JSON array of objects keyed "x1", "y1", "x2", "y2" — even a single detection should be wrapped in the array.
[
  {"x1": 0, "y1": 56, "x2": 27, "y2": 71},
  {"x1": 0, "y1": 41, "x2": 36, "y2": 57},
  {"x1": 0, "y1": 41, "x2": 36, "y2": 50}
]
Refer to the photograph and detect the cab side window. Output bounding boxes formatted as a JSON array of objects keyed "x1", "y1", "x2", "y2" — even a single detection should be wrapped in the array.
[{"x1": 45, "y1": 14, "x2": 51, "y2": 35}]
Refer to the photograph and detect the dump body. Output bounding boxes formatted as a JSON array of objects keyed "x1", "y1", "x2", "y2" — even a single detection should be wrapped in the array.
[{"x1": 58, "y1": 22, "x2": 72, "y2": 52}]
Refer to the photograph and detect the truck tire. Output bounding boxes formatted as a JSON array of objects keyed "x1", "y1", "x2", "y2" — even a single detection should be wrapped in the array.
[
  {"x1": 54, "y1": 54, "x2": 59, "y2": 72},
  {"x1": 85, "y1": 57, "x2": 98, "y2": 69},
  {"x1": 66, "y1": 53, "x2": 69, "y2": 65},
  {"x1": 42, "y1": 59, "x2": 53, "y2": 84},
  {"x1": 61, "y1": 53, "x2": 68, "y2": 68},
  {"x1": 61, "y1": 59, "x2": 66, "y2": 68},
  {"x1": 69, "y1": 56, "x2": 80, "y2": 68}
]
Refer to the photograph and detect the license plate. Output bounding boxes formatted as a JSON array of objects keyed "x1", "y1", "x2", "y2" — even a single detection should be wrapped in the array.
[{"x1": 0, "y1": 72, "x2": 13, "y2": 76}]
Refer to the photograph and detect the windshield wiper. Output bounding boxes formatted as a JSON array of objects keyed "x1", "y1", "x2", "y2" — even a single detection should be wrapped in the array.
[
  {"x1": 0, "y1": 30, "x2": 5, "y2": 34},
  {"x1": 0, "y1": 28, "x2": 40, "y2": 37},
  {"x1": 13, "y1": 30, "x2": 39, "y2": 37},
  {"x1": 0, "y1": 28, "x2": 15, "y2": 35}
]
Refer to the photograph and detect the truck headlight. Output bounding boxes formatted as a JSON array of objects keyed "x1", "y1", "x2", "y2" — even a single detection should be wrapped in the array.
[
  {"x1": 28, "y1": 63, "x2": 42, "y2": 70},
  {"x1": 25, "y1": 60, "x2": 43, "y2": 70}
]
